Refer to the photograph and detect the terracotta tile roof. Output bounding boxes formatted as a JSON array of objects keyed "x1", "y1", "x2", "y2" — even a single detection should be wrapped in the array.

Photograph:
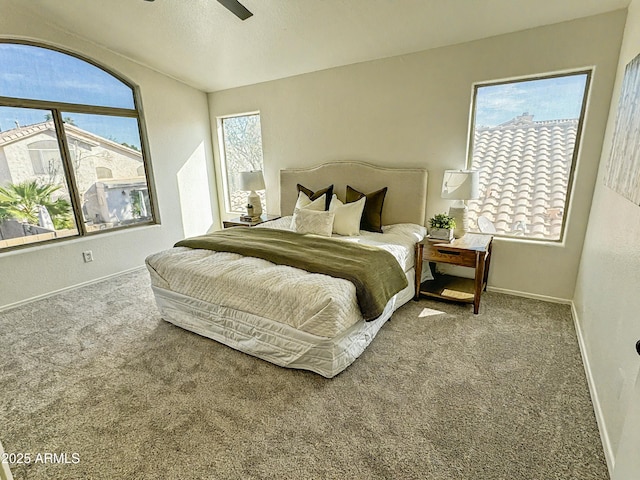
[
  {"x1": 0, "y1": 122, "x2": 53, "y2": 146},
  {"x1": 468, "y1": 114, "x2": 577, "y2": 240}
]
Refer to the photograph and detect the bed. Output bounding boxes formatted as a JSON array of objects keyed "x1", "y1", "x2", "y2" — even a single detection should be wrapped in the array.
[{"x1": 146, "y1": 161, "x2": 429, "y2": 377}]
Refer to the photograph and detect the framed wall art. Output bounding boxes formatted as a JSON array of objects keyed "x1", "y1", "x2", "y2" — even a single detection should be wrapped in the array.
[{"x1": 604, "y1": 52, "x2": 640, "y2": 205}]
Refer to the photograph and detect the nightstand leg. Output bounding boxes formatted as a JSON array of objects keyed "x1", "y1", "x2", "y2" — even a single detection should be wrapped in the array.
[
  {"x1": 414, "y1": 243, "x2": 423, "y2": 300},
  {"x1": 474, "y1": 254, "x2": 486, "y2": 314},
  {"x1": 483, "y1": 242, "x2": 492, "y2": 291}
]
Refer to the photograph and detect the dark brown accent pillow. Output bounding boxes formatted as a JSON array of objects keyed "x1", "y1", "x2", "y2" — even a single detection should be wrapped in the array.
[
  {"x1": 297, "y1": 184, "x2": 334, "y2": 211},
  {"x1": 346, "y1": 185, "x2": 388, "y2": 233}
]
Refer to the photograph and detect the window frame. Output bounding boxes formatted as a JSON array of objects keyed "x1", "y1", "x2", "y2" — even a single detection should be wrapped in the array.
[
  {"x1": 0, "y1": 39, "x2": 159, "y2": 252},
  {"x1": 465, "y1": 69, "x2": 592, "y2": 243},
  {"x1": 216, "y1": 111, "x2": 265, "y2": 215}
]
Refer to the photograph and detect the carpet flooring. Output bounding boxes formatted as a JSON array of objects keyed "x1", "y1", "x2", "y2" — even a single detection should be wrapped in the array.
[{"x1": 0, "y1": 269, "x2": 608, "y2": 479}]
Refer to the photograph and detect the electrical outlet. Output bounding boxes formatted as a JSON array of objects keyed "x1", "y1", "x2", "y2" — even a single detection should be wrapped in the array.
[{"x1": 82, "y1": 250, "x2": 93, "y2": 263}]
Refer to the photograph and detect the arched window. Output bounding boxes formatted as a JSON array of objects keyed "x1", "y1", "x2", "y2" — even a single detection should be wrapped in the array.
[{"x1": 0, "y1": 41, "x2": 157, "y2": 251}]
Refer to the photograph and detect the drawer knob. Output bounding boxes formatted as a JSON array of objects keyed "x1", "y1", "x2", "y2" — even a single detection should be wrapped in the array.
[{"x1": 437, "y1": 249, "x2": 460, "y2": 255}]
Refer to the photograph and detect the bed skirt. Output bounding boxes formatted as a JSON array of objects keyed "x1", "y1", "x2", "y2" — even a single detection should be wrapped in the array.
[{"x1": 150, "y1": 269, "x2": 415, "y2": 378}]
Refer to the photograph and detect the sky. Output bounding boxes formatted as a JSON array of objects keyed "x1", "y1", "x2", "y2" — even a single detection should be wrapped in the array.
[
  {"x1": 0, "y1": 43, "x2": 142, "y2": 149},
  {"x1": 474, "y1": 73, "x2": 589, "y2": 127}
]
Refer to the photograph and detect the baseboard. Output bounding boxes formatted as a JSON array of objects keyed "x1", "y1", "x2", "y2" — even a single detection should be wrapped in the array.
[
  {"x1": 486, "y1": 286, "x2": 571, "y2": 305},
  {"x1": 0, "y1": 266, "x2": 146, "y2": 313},
  {"x1": 570, "y1": 301, "x2": 615, "y2": 476}
]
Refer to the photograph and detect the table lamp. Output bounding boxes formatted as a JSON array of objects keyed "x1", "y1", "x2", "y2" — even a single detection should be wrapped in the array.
[
  {"x1": 441, "y1": 169, "x2": 479, "y2": 238},
  {"x1": 239, "y1": 170, "x2": 265, "y2": 216}
]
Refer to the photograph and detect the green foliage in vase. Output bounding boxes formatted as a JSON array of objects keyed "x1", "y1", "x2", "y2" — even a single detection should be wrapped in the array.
[{"x1": 428, "y1": 212, "x2": 456, "y2": 229}]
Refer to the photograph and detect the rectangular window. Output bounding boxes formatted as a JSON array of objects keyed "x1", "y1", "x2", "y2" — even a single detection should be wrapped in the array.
[
  {"x1": 466, "y1": 71, "x2": 591, "y2": 241},
  {"x1": 60, "y1": 112, "x2": 152, "y2": 231},
  {"x1": 218, "y1": 113, "x2": 265, "y2": 214},
  {"x1": 0, "y1": 107, "x2": 79, "y2": 249}
]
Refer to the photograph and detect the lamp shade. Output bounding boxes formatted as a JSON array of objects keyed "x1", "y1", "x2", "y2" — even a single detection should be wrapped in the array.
[
  {"x1": 441, "y1": 170, "x2": 479, "y2": 200},
  {"x1": 238, "y1": 170, "x2": 265, "y2": 192}
]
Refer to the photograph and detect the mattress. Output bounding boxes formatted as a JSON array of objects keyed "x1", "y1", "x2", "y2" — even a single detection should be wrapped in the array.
[{"x1": 150, "y1": 269, "x2": 415, "y2": 378}]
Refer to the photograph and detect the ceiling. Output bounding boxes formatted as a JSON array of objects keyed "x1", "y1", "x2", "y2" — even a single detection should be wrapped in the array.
[{"x1": 10, "y1": 0, "x2": 630, "y2": 93}]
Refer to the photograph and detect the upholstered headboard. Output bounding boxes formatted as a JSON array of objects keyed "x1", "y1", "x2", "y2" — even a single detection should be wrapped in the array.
[{"x1": 280, "y1": 161, "x2": 428, "y2": 226}]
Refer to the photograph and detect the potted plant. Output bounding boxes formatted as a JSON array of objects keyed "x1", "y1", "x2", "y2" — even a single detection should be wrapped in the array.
[{"x1": 428, "y1": 212, "x2": 456, "y2": 241}]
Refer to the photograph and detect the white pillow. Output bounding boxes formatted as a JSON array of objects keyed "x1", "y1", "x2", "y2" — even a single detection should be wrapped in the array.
[
  {"x1": 294, "y1": 191, "x2": 326, "y2": 211},
  {"x1": 291, "y1": 208, "x2": 335, "y2": 237},
  {"x1": 291, "y1": 192, "x2": 327, "y2": 229},
  {"x1": 329, "y1": 195, "x2": 365, "y2": 236}
]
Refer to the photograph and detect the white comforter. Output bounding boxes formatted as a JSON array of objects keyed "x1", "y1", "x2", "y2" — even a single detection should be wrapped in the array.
[{"x1": 146, "y1": 219, "x2": 426, "y2": 338}]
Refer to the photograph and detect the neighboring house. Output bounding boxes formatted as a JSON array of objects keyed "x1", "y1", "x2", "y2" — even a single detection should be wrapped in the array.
[
  {"x1": 0, "y1": 121, "x2": 149, "y2": 234},
  {"x1": 468, "y1": 114, "x2": 577, "y2": 240}
]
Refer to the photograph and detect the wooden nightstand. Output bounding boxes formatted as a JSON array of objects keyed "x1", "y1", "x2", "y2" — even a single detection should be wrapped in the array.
[
  {"x1": 222, "y1": 214, "x2": 281, "y2": 228},
  {"x1": 415, "y1": 233, "x2": 493, "y2": 314}
]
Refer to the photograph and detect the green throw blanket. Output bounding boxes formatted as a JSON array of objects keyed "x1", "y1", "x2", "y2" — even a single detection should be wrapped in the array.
[{"x1": 175, "y1": 228, "x2": 408, "y2": 321}]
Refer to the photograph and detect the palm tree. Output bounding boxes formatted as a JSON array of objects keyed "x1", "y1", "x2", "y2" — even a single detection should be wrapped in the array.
[{"x1": 0, "y1": 181, "x2": 73, "y2": 230}]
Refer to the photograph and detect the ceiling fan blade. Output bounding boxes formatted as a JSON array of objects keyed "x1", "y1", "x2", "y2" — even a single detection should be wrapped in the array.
[{"x1": 217, "y1": 0, "x2": 253, "y2": 20}]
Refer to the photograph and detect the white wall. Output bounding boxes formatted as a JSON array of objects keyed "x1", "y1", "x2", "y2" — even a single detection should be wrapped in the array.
[
  {"x1": 573, "y1": 0, "x2": 640, "y2": 471},
  {"x1": 0, "y1": 3, "x2": 221, "y2": 309},
  {"x1": 209, "y1": 11, "x2": 625, "y2": 300}
]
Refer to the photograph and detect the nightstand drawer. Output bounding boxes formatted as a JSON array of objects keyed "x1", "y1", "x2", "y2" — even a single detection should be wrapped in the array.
[{"x1": 425, "y1": 245, "x2": 477, "y2": 267}]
